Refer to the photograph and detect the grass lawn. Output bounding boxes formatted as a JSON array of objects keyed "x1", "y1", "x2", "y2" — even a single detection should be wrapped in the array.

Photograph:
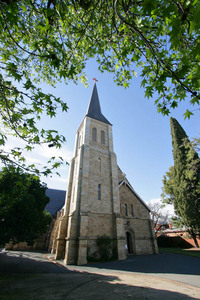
[{"x1": 159, "y1": 247, "x2": 200, "y2": 258}]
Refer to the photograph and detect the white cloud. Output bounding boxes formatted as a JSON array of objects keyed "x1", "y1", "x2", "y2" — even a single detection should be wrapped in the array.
[
  {"x1": 1, "y1": 134, "x2": 73, "y2": 165},
  {"x1": 1, "y1": 134, "x2": 73, "y2": 190},
  {"x1": 148, "y1": 198, "x2": 175, "y2": 217},
  {"x1": 42, "y1": 175, "x2": 68, "y2": 190}
]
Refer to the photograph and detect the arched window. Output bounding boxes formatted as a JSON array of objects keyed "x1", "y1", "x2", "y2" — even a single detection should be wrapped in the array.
[
  {"x1": 101, "y1": 130, "x2": 105, "y2": 144},
  {"x1": 124, "y1": 204, "x2": 128, "y2": 216},
  {"x1": 92, "y1": 127, "x2": 97, "y2": 142},
  {"x1": 98, "y1": 184, "x2": 101, "y2": 200},
  {"x1": 131, "y1": 204, "x2": 134, "y2": 217}
]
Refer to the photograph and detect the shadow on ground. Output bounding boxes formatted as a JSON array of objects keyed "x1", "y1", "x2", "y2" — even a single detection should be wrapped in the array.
[
  {"x1": 0, "y1": 251, "x2": 199, "y2": 299},
  {"x1": 0, "y1": 250, "x2": 71, "y2": 274},
  {"x1": 85, "y1": 253, "x2": 200, "y2": 276},
  {"x1": 0, "y1": 270, "x2": 198, "y2": 299}
]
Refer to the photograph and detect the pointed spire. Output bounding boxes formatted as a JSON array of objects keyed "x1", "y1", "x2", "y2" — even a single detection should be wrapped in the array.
[{"x1": 86, "y1": 83, "x2": 111, "y2": 125}]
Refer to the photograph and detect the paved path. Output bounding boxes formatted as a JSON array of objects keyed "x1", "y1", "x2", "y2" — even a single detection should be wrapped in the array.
[
  {"x1": 0, "y1": 250, "x2": 200, "y2": 299},
  {"x1": 0, "y1": 249, "x2": 70, "y2": 274},
  {"x1": 69, "y1": 252, "x2": 200, "y2": 289}
]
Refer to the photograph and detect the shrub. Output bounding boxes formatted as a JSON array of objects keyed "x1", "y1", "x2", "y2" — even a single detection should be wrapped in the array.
[{"x1": 96, "y1": 235, "x2": 112, "y2": 261}]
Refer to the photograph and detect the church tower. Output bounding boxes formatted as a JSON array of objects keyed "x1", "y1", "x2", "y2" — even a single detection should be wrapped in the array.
[{"x1": 55, "y1": 83, "x2": 126, "y2": 265}]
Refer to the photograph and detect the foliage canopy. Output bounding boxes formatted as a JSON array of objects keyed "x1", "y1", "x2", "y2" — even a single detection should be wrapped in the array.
[
  {"x1": 0, "y1": 166, "x2": 52, "y2": 246},
  {"x1": 0, "y1": 0, "x2": 200, "y2": 173}
]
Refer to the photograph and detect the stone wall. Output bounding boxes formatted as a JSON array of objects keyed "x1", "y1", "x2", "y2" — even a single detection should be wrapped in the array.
[
  {"x1": 48, "y1": 209, "x2": 64, "y2": 253},
  {"x1": 119, "y1": 184, "x2": 149, "y2": 219},
  {"x1": 118, "y1": 171, "x2": 158, "y2": 255},
  {"x1": 5, "y1": 235, "x2": 47, "y2": 252}
]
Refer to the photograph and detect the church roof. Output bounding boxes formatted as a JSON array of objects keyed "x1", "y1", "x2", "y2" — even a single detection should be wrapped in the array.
[
  {"x1": 45, "y1": 188, "x2": 66, "y2": 215},
  {"x1": 86, "y1": 83, "x2": 112, "y2": 125},
  {"x1": 118, "y1": 166, "x2": 151, "y2": 212}
]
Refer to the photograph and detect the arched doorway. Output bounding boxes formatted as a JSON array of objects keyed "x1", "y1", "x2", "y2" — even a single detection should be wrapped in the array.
[{"x1": 126, "y1": 232, "x2": 133, "y2": 254}]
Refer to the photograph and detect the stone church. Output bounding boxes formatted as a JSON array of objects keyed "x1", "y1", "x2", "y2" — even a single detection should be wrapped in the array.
[{"x1": 51, "y1": 83, "x2": 158, "y2": 265}]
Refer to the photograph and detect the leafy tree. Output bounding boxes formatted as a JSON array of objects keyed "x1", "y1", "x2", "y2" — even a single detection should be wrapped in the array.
[
  {"x1": 0, "y1": 0, "x2": 200, "y2": 173},
  {"x1": 148, "y1": 201, "x2": 171, "y2": 234},
  {"x1": 0, "y1": 166, "x2": 52, "y2": 246},
  {"x1": 191, "y1": 137, "x2": 200, "y2": 153},
  {"x1": 0, "y1": 0, "x2": 74, "y2": 174},
  {"x1": 162, "y1": 166, "x2": 175, "y2": 205},
  {"x1": 162, "y1": 117, "x2": 200, "y2": 247}
]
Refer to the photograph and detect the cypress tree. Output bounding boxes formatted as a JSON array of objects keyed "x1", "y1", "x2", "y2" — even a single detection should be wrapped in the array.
[{"x1": 170, "y1": 117, "x2": 200, "y2": 247}]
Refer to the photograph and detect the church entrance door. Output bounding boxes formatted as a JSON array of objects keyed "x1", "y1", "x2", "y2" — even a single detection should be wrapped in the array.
[{"x1": 126, "y1": 232, "x2": 133, "y2": 254}]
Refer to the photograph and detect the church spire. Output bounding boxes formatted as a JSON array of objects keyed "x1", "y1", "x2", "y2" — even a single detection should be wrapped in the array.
[{"x1": 86, "y1": 83, "x2": 111, "y2": 125}]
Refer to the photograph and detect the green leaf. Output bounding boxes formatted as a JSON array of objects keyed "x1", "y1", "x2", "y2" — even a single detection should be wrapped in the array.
[{"x1": 183, "y1": 110, "x2": 194, "y2": 119}]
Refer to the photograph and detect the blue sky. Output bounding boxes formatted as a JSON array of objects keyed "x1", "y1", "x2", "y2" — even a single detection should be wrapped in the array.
[{"x1": 24, "y1": 59, "x2": 199, "y2": 204}]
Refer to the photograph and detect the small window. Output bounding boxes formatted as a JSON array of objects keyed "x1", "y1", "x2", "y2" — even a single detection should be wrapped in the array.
[
  {"x1": 72, "y1": 187, "x2": 75, "y2": 202},
  {"x1": 78, "y1": 134, "x2": 81, "y2": 148},
  {"x1": 99, "y1": 157, "x2": 101, "y2": 172},
  {"x1": 75, "y1": 132, "x2": 79, "y2": 154},
  {"x1": 92, "y1": 127, "x2": 97, "y2": 142},
  {"x1": 98, "y1": 184, "x2": 101, "y2": 200},
  {"x1": 131, "y1": 204, "x2": 134, "y2": 217},
  {"x1": 124, "y1": 204, "x2": 128, "y2": 216},
  {"x1": 101, "y1": 130, "x2": 105, "y2": 144}
]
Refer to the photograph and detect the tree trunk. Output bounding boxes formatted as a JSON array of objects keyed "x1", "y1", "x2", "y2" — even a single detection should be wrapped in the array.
[{"x1": 190, "y1": 230, "x2": 199, "y2": 248}]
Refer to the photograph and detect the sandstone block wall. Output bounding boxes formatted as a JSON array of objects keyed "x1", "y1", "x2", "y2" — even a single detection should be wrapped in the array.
[
  {"x1": 119, "y1": 184, "x2": 149, "y2": 219},
  {"x1": 118, "y1": 170, "x2": 157, "y2": 255}
]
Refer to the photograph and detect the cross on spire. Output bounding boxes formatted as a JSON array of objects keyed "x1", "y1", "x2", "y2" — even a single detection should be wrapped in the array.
[{"x1": 92, "y1": 78, "x2": 98, "y2": 82}]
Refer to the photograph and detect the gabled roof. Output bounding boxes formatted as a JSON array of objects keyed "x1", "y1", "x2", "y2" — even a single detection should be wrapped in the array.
[
  {"x1": 119, "y1": 177, "x2": 151, "y2": 212},
  {"x1": 45, "y1": 188, "x2": 66, "y2": 215},
  {"x1": 86, "y1": 83, "x2": 112, "y2": 125}
]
